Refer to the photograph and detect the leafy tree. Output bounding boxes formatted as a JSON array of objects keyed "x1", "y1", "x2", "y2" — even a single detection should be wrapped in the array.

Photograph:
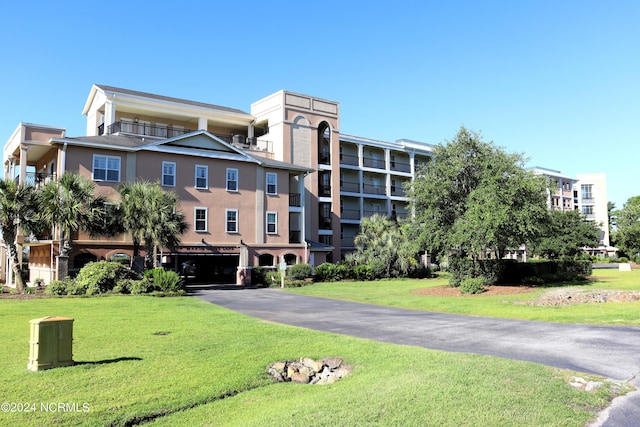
[
  {"x1": 613, "y1": 196, "x2": 640, "y2": 257},
  {"x1": 407, "y1": 127, "x2": 549, "y2": 262},
  {"x1": 608, "y1": 201, "x2": 617, "y2": 246},
  {"x1": 37, "y1": 173, "x2": 111, "y2": 279},
  {"x1": 530, "y1": 210, "x2": 601, "y2": 258},
  {"x1": 118, "y1": 181, "x2": 187, "y2": 270},
  {"x1": 0, "y1": 179, "x2": 40, "y2": 292},
  {"x1": 349, "y1": 214, "x2": 419, "y2": 278}
]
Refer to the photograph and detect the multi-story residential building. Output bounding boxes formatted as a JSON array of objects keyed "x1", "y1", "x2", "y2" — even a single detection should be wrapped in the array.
[
  {"x1": 532, "y1": 167, "x2": 611, "y2": 254},
  {"x1": 3, "y1": 85, "x2": 434, "y2": 285},
  {"x1": 575, "y1": 173, "x2": 610, "y2": 249},
  {"x1": 530, "y1": 167, "x2": 577, "y2": 212}
]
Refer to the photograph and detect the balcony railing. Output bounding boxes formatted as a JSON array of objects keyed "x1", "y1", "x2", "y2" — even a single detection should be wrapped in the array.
[
  {"x1": 362, "y1": 183, "x2": 386, "y2": 195},
  {"x1": 340, "y1": 153, "x2": 359, "y2": 166},
  {"x1": 390, "y1": 161, "x2": 411, "y2": 173},
  {"x1": 390, "y1": 186, "x2": 406, "y2": 197},
  {"x1": 340, "y1": 209, "x2": 360, "y2": 220},
  {"x1": 319, "y1": 216, "x2": 332, "y2": 229},
  {"x1": 289, "y1": 193, "x2": 301, "y2": 207},
  {"x1": 319, "y1": 185, "x2": 331, "y2": 197},
  {"x1": 362, "y1": 157, "x2": 385, "y2": 169},
  {"x1": 319, "y1": 152, "x2": 331, "y2": 164},
  {"x1": 289, "y1": 231, "x2": 301, "y2": 243},
  {"x1": 341, "y1": 237, "x2": 355, "y2": 248},
  {"x1": 104, "y1": 121, "x2": 194, "y2": 137},
  {"x1": 363, "y1": 209, "x2": 388, "y2": 217},
  {"x1": 22, "y1": 172, "x2": 56, "y2": 187},
  {"x1": 340, "y1": 181, "x2": 360, "y2": 193}
]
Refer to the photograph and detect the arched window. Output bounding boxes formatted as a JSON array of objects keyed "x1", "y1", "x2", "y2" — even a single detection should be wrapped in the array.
[
  {"x1": 318, "y1": 122, "x2": 331, "y2": 164},
  {"x1": 258, "y1": 253, "x2": 274, "y2": 267},
  {"x1": 283, "y1": 253, "x2": 297, "y2": 265}
]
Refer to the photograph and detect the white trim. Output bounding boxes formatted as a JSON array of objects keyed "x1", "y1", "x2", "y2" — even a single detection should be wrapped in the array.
[
  {"x1": 195, "y1": 164, "x2": 208, "y2": 189},
  {"x1": 266, "y1": 172, "x2": 277, "y2": 195},
  {"x1": 266, "y1": 211, "x2": 278, "y2": 234},
  {"x1": 226, "y1": 209, "x2": 238, "y2": 233},
  {"x1": 226, "y1": 168, "x2": 238, "y2": 192},
  {"x1": 92, "y1": 154, "x2": 121, "y2": 182},
  {"x1": 162, "y1": 161, "x2": 176, "y2": 187},
  {"x1": 194, "y1": 207, "x2": 208, "y2": 232}
]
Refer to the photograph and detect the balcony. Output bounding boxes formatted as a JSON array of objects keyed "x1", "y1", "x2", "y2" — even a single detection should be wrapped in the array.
[
  {"x1": 340, "y1": 153, "x2": 359, "y2": 166},
  {"x1": 289, "y1": 193, "x2": 301, "y2": 207},
  {"x1": 340, "y1": 209, "x2": 360, "y2": 220},
  {"x1": 101, "y1": 121, "x2": 194, "y2": 137},
  {"x1": 341, "y1": 237, "x2": 355, "y2": 248},
  {"x1": 390, "y1": 186, "x2": 406, "y2": 197},
  {"x1": 319, "y1": 185, "x2": 331, "y2": 197},
  {"x1": 363, "y1": 209, "x2": 388, "y2": 218},
  {"x1": 289, "y1": 231, "x2": 301, "y2": 243},
  {"x1": 390, "y1": 160, "x2": 411, "y2": 173},
  {"x1": 340, "y1": 180, "x2": 360, "y2": 193},
  {"x1": 362, "y1": 183, "x2": 386, "y2": 195},
  {"x1": 362, "y1": 156, "x2": 385, "y2": 169},
  {"x1": 319, "y1": 216, "x2": 332, "y2": 230}
]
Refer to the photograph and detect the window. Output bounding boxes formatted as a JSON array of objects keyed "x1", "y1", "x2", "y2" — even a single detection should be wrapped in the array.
[
  {"x1": 582, "y1": 205, "x2": 594, "y2": 216},
  {"x1": 195, "y1": 165, "x2": 208, "y2": 189},
  {"x1": 226, "y1": 209, "x2": 238, "y2": 233},
  {"x1": 581, "y1": 184, "x2": 593, "y2": 200},
  {"x1": 162, "y1": 162, "x2": 176, "y2": 187},
  {"x1": 92, "y1": 155, "x2": 121, "y2": 182},
  {"x1": 226, "y1": 168, "x2": 238, "y2": 191},
  {"x1": 266, "y1": 172, "x2": 277, "y2": 195},
  {"x1": 266, "y1": 212, "x2": 277, "y2": 234},
  {"x1": 195, "y1": 207, "x2": 208, "y2": 232}
]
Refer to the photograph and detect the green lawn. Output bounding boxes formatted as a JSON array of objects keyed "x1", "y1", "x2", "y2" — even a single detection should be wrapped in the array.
[
  {"x1": 285, "y1": 269, "x2": 640, "y2": 325},
  {"x1": 0, "y1": 296, "x2": 626, "y2": 426}
]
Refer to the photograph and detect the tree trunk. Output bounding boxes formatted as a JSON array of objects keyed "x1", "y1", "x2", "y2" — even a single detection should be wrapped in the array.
[{"x1": 5, "y1": 231, "x2": 25, "y2": 293}]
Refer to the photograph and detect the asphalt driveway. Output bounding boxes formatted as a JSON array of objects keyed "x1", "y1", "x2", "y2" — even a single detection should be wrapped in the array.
[{"x1": 193, "y1": 286, "x2": 640, "y2": 426}]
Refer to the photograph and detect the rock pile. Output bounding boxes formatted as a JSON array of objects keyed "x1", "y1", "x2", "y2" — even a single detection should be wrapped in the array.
[
  {"x1": 267, "y1": 357, "x2": 351, "y2": 385},
  {"x1": 525, "y1": 289, "x2": 640, "y2": 306}
]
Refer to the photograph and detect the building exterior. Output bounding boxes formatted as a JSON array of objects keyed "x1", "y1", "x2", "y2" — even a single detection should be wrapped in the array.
[
  {"x1": 3, "y1": 85, "x2": 434, "y2": 285},
  {"x1": 575, "y1": 173, "x2": 610, "y2": 249},
  {"x1": 532, "y1": 167, "x2": 611, "y2": 254}
]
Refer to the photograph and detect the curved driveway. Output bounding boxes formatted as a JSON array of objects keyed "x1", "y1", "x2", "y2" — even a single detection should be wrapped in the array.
[{"x1": 194, "y1": 286, "x2": 640, "y2": 426}]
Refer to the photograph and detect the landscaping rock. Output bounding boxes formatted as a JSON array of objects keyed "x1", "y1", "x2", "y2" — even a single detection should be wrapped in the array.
[{"x1": 267, "y1": 357, "x2": 351, "y2": 385}]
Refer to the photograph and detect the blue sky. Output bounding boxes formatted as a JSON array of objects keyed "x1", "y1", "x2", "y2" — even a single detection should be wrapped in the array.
[{"x1": 1, "y1": 0, "x2": 637, "y2": 208}]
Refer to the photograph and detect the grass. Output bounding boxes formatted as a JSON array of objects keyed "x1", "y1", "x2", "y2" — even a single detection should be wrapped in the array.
[
  {"x1": 0, "y1": 296, "x2": 627, "y2": 426},
  {"x1": 285, "y1": 269, "x2": 640, "y2": 325}
]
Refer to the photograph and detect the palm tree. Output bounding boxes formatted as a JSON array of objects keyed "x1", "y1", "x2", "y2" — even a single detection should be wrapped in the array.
[
  {"x1": 37, "y1": 173, "x2": 108, "y2": 279},
  {"x1": 118, "y1": 181, "x2": 187, "y2": 270},
  {"x1": 0, "y1": 179, "x2": 39, "y2": 293}
]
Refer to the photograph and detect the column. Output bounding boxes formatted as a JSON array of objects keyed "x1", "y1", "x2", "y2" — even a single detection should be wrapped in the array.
[{"x1": 198, "y1": 117, "x2": 208, "y2": 131}]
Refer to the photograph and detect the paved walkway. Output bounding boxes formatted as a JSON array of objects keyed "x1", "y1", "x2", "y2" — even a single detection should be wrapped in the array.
[{"x1": 193, "y1": 286, "x2": 640, "y2": 426}]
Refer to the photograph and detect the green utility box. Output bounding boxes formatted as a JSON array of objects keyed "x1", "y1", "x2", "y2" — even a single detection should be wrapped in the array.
[{"x1": 28, "y1": 316, "x2": 74, "y2": 371}]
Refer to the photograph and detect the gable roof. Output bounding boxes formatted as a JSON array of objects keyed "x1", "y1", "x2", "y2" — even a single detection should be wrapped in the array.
[{"x1": 52, "y1": 130, "x2": 313, "y2": 173}]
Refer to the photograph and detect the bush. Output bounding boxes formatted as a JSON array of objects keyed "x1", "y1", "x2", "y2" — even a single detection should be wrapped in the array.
[
  {"x1": 351, "y1": 264, "x2": 374, "y2": 281},
  {"x1": 460, "y1": 277, "x2": 486, "y2": 294},
  {"x1": 251, "y1": 266, "x2": 268, "y2": 286},
  {"x1": 130, "y1": 279, "x2": 154, "y2": 295},
  {"x1": 287, "y1": 263, "x2": 312, "y2": 280},
  {"x1": 46, "y1": 280, "x2": 72, "y2": 296},
  {"x1": 76, "y1": 261, "x2": 138, "y2": 295},
  {"x1": 144, "y1": 268, "x2": 183, "y2": 293},
  {"x1": 266, "y1": 271, "x2": 281, "y2": 287}
]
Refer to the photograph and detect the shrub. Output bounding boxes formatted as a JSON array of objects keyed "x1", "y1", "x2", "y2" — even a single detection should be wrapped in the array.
[
  {"x1": 76, "y1": 261, "x2": 138, "y2": 295},
  {"x1": 266, "y1": 271, "x2": 281, "y2": 287},
  {"x1": 251, "y1": 266, "x2": 268, "y2": 286},
  {"x1": 144, "y1": 268, "x2": 183, "y2": 293},
  {"x1": 351, "y1": 264, "x2": 373, "y2": 281},
  {"x1": 619, "y1": 257, "x2": 629, "y2": 263},
  {"x1": 460, "y1": 277, "x2": 486, "y2": 294},
  {"x1": 287, "y1": 263, "x2": 312, "y2": 280},
  {"x1": 46, "y1": 280, "x2": 72, "y2": 296},
  {"x1": 130, "y1": 279, "x2": 154, "y2": 295}
]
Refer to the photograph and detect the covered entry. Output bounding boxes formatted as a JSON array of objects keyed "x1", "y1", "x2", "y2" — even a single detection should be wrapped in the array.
[{"x1": 172, "y1": 254, "x2": 239, "y2": 284}]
